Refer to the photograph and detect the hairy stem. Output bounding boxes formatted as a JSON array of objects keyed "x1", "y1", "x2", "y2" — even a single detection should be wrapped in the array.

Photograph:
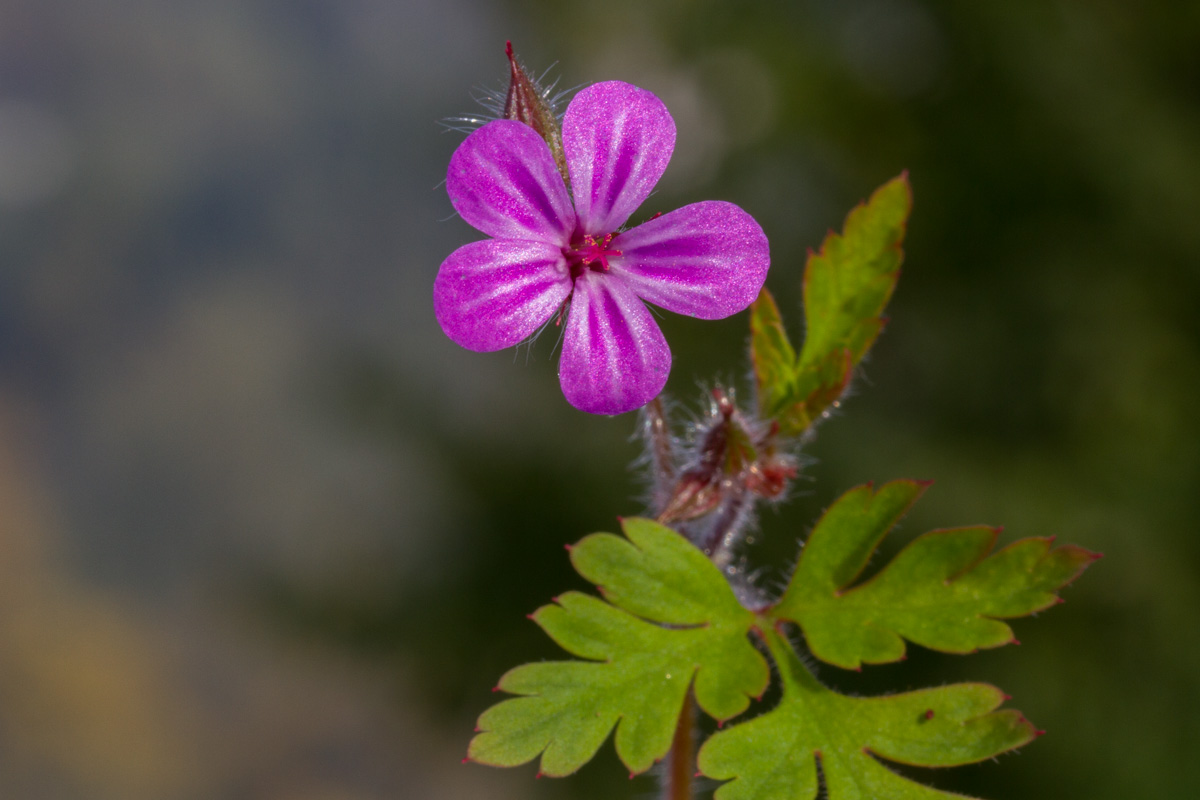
[
  {"x1": 704, "y1": 486, "x2": 752, "y2": 567},
  {"x1": 642, "y1": 396, "x2": 676, "y2": 514},
  {"x1": 662, "y1": 691, "x2": 695, "y2": 800}
]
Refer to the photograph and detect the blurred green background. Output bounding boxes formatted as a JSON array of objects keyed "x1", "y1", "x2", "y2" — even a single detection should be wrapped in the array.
[{"x1": 1, "y1": 0, "x2": 1197, "y2": 798}]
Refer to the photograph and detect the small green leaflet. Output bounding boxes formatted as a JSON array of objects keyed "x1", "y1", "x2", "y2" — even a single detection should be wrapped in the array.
[
  {"x1": 467, "y1": 518, "x2": 769, "y2": 777},
  {"x1": 773, "y1": 481, "x2": 1101, "y2": 670},
  {"x1": 699, "y1": 626, "x2": 1036, "y2": 800},
  {"x1": 751, "y1": 173, "x2": 911, "y2": 435}
]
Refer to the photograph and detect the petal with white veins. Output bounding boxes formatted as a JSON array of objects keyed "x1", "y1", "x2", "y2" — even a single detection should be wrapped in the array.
[
  {"x1": 559, "y1": 272, "x2": 671, "y2": 415},
  {"x1": 447, "y1": 120, "x2": 576, "y2": 243},
  {"x1": 563, "y1": 81, "x2": 675, "y2": 237},
  {"x1": 612, "y1": 201, "x2": 770, "y2": 320},
  {"x1": 434, "y1": 239, "x2": 572, "y2": 352}
]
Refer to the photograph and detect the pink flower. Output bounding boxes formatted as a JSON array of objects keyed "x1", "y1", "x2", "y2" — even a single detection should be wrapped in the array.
[{"x1": 434, "y1": 81, "x2": 770, "y2": 415}]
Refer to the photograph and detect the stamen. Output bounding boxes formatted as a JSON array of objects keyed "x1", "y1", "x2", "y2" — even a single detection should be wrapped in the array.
[{"x1": 579, "y1": 233, "x2": 622, "y2": 271}]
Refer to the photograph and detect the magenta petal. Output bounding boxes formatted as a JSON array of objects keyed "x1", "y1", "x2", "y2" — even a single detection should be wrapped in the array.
[
  {"x1": 563, "y1": 81, "x2": 676, "y2": 237},
  {"x1": 558, "y1": 273, "x2": 671, "y2": 415},
  {"x1": 611, "y1": 201, "x2": 770, "y2": 319},
  {"x1": 447, "y1": 120, "x2": 576, "y2": 243},
  {"x1": 434, "y1": 239, "x2": 571, "y2": 352}
]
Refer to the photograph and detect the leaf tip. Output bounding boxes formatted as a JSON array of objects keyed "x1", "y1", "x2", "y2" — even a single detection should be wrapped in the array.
[{"x1": 1035, "y1": 728, "x2": 1047, "y2": 737}]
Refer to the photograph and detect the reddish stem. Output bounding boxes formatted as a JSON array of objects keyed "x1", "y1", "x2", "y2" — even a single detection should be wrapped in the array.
[{"x1": 663, "y1": 692, "x2": 695, "y2": 800}]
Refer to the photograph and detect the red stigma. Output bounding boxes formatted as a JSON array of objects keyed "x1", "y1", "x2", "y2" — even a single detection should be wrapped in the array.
[
  {"x1": 567, "y1": 233, "x2": 623, "y2": 278},
  {"x1": 580, "y1": 233, "x2": 622, "y2": 270}
]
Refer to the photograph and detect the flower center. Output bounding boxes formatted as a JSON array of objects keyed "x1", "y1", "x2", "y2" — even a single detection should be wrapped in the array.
[{"x1": 566, "y1": 233, "x2": 622, "y2": 280}]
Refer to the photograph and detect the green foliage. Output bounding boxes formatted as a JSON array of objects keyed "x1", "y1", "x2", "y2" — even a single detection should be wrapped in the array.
[
  {"x1": 467, "y1": 518, "x2": 769, "y2": 777},
  {"x1": 470, "y1": 510, "x2": 1093, "y2": 794},
  {"x1": 773, "y1": 481, "x2": 1100, "y2": 669},
  {"x1": 751, "y1": 173, "x2": 911, "y2": 435},
  {"x1": 699, "y1": 627, "x2": 1036, "y2": 800}
]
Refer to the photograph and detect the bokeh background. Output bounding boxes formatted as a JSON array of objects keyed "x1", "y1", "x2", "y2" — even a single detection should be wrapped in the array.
[{"x1": 2, "y1": 0, "x2": 1198, "y2": 798}]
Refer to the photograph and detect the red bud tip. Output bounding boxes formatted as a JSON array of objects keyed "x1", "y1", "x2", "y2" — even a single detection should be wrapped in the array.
[
  {"x1": 1003, "y1": 694, "x2": 1013, "y2": 701},
  {"x1": 853, "y1": 665, "x2": 862, "y2": 673},
  {"x1": 899, "y1": 654, "x2": 908, "y2": 661},
  {"x1": 525, "y1": 613, "x2": 536, "y2": 620},
  {"x1": 717, "y1": 719, "x2": 724, "y2": 729},
  {"x1": 694, "y1": 772, "x2": 703, "y2": 778},
  {"x1": 462, "y1": 757, "x2": 470, "y2": 764},
  {"x1": 551, "y1": 595, "x2": 561, "y2": 603},
  {"x1": 535, "y1": 771, "x2": 543, "y2": 779},
  {"x1": 1035, "y1": 729, "x2": 1047, "y2": 737},
  {"x1": 924, "y1": 709, "x2": 935, "y2": 719},
  {"x1": 1092, "y1": 551, "x2": 1106, "y2": 560},
  {"x1": 629, "y1": 772, "x2": 636, "y2": 780},
  {"x1": 1010, "y1": 638, "x2": 1021, "y2": 646},
  {"x1": 474, "y1": 725, "x2": 480, "y2": 732},
  {"x1": 563, "y1": 543, "x2": 573, "y2": 551},
  {"x1": 491, "y1": 685, "x2": 501, "y2": 692},
  {"x1": 505, "y1": 40, "x2": 513, "y2": 59},
  {"x1": 1055, "y1": 596, "x2": 1066, "y2": 604}
]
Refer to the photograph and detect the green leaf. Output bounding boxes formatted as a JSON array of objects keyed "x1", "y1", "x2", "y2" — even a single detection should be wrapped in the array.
[
  {"x1": 468, "y1": 518, "x2": 769, "y2": 777},
  {"x1": 753, "y1": 174, "x2": 911, "y2": 436},
  {"x1": 750, "y1": 287, "x2": 799, "y2": 420},
  {"x1": 699, "y1": 627, "x2": 1036, "y2": 800},
  {"x1": 774, "y1": 481, "x2": 1100, "y2": 669}
]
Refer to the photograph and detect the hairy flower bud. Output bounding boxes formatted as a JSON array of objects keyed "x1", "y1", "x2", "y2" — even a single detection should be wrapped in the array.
[
  {"x1": 503, "y1": 41, "x2": 569, "y2": 187},
  {"x1": 648, "y1": 388, "x2": 797, "y2": 562}
]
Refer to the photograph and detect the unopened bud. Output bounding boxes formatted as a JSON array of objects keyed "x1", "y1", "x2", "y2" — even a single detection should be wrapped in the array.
[{"x1": 504, "y1": 42, "x2": 569, "y2": 187}]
